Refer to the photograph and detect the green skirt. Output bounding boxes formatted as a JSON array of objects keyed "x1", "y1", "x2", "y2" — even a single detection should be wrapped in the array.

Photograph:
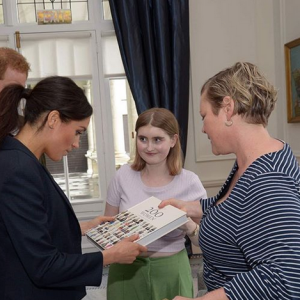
[{"x1": 106, "y1": 249, "x2": 193, "y2": 300}]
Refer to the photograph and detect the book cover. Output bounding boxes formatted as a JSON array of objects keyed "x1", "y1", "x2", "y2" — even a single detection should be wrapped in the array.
[{"x1": 86, "y1": 196, "x2": 188, "y2": 251}]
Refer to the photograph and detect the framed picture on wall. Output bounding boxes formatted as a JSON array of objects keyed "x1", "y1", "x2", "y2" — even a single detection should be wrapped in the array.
[{"x1": 284, "y1": 37, "x2": 300, "y2": 123}]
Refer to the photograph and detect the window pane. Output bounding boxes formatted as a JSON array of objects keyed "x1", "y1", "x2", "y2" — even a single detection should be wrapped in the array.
[
  {"x1": 20, "y1": 32, "x2": 92, "y2": 78},
  {"x1": 17, "y1": 0, "x2": 89, "y2": 23},
  {"x1": 109, "y1": 78, "x2": 137, "y2": 168},
  {"x1": 102, "y1": 0, "x2": 111, "y2": 20},
  {"x1": 0, "y1": 0, "x2": 4, "y2": 24},
  {"x1": 102, "y1": 34, "x2": 124, "y2": 76}
]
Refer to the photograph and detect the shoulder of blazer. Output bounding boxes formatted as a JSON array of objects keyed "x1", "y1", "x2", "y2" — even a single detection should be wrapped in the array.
[{"x1": 1, "y1": 136, "x2": 38, "y2": 161}]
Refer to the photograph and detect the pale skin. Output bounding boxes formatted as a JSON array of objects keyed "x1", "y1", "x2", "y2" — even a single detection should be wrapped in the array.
[
  {"x1": 136, "y1": 124, "x2": 178, "y2": 188},
  {"x1": 159, "y1": 91, "x2": 283, "y2": 300},
  {"x1": 15, "y1": 110, "x2": 147, "y2": 265},
  {"x1": 0, "y1": 66, "x2": 27, "y2": 91}
]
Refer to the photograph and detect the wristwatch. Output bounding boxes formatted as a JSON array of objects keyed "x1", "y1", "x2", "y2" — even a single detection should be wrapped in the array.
[{"x1": 189, "y1": 223, "x2": 199, "y2": 237}]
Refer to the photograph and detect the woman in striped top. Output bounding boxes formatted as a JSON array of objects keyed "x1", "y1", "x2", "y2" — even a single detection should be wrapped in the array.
[{"x1": 160, "y1": 62, "x2": 300, "y2": 300}]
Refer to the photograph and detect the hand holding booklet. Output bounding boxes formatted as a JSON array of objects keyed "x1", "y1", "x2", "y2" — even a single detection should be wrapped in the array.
[{"x1": 86, "y1": 196, "x2": 188, "y2": 250}]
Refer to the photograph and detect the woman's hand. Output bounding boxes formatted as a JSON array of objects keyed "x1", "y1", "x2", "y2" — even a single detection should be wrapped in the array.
[
  {"x1": 159, "y1": 198, "x2": 203, "y2": 219},
  {"x1": 159, "y1": 198, "x2": 187, "y2": 211},
  {"x1": 102, "y1": 234, "x2": 147, "y2": 265},
  {"x1": 80, "y1": 215, "x2": 115, "y2": 236}
]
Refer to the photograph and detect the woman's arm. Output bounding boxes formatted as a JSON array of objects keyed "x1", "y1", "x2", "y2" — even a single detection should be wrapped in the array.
[
  {"x1": 104, "y1": 202, "x2": 119, "y2": 216},
  {"x1": 178, "y1": 217, "x2": 200, "y2": 246},
  {"x1": 185, "y1": 219, "x2": 200, "y2": 246}
]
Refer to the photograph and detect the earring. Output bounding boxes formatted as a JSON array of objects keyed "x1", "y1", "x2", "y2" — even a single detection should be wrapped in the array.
[{"x1": 225, "y1": 119, "x2": 233, "y2": 127}]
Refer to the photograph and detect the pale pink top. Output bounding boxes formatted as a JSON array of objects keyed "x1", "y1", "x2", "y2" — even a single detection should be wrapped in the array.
[{"x1": 106, "y1": 164, "x2": 207, "y2": 252}]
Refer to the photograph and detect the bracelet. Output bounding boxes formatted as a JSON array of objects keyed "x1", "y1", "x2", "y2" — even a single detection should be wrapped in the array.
[{"x1": 188, "y1": 223, "x2": 199, "y2": 237}]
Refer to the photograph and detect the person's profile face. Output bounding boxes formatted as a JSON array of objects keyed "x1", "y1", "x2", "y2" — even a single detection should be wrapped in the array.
[
  {"x1": 45, "y1": 116, "x2": 91, "y2": 162},
  {"x1": 200, "y1": 92, "x2": 226, "y2": 156},
  {"x1": 0, "y1": 67, "x2": 27, "y2": 92}
]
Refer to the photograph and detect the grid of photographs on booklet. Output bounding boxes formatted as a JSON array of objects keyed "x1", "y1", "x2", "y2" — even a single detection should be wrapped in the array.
[{"x1": 87, "y1": 210, "x2": 156, "y2": 250}]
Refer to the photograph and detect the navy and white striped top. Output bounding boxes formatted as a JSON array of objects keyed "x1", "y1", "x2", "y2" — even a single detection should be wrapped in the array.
[{"x1": 199, "y1": 142, "x2": 300, "y2": 300}]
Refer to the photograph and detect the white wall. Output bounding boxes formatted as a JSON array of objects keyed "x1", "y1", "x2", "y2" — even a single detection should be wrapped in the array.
[{"x1": 185, "y1": 0, "x2": 300, "y2": 197}]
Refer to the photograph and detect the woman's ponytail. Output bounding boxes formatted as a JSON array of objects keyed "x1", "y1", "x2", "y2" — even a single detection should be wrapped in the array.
[{"x1": 0, "y1": 84, "x2": 29, "y2": 143}]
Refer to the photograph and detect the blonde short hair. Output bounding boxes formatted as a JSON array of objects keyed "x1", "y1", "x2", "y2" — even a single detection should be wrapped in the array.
[{"x1": 201, "y1": 62, "x2": 277, "y2": 127}]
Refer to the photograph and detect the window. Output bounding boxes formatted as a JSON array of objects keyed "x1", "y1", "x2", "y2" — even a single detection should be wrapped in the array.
[
  {"x1": 18, "y1": 31, "x2": 101, "y2": 202},
  {"x1": 20, "y1": 32, "x2": 93, "y2": 78},
  {"x1": 17, "y1": 0, "x2": 89, "y2": 23},
  {"x1": 109, "y1": 78, "x2": 137, "y2": 168},
  {"x1": 110, "y1": 79, "x2": 131, "y2": 165},
  {"x1": 101, "y1": 33, "x2": 138, "y2": 167}
]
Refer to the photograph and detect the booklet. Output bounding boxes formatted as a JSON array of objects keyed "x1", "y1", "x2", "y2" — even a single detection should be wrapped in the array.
[{"x1": 86, "y1": 196, "x2": 188, "y2": 250}]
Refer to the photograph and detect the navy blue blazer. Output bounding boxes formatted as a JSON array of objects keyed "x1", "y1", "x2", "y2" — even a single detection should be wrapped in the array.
[{"x1": 0, "y1": 136, "x2": 103, "y2": 300}]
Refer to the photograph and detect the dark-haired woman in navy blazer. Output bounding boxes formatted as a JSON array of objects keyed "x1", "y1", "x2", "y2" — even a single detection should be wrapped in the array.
[{"x1": 0, "y1": 76, "x2": 146, "y2": 300}]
